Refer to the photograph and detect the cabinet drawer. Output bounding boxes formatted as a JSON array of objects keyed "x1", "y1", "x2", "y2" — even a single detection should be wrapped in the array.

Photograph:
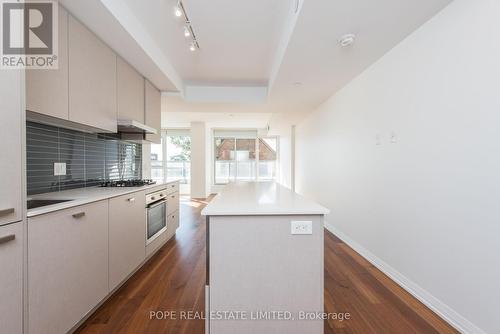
[
  {"x1": 166, "y1": 182, "x2": 179, "y2": 195},
  {"x1": 28, "y1": 200, "x2": 109, "y2": 334},
  {"x1": 0, "y1": 222, "x2": 23, "y2": 334},
  {"x1": 167, "y1": 192, "x2": 179, "y2": 216}
]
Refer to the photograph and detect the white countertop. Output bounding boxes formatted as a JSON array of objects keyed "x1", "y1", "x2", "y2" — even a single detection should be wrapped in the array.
[
  {"x1": 201, "y1": 182, "x2": 329, "y2": 216},
  {"x1": 27, "y1": 180, "x2": 180, "y2": 217}
]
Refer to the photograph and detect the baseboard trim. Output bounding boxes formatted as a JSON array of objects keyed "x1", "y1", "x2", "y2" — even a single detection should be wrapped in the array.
[{"x1": 324, "y1": 222, "x2": 485, "y2": 334}]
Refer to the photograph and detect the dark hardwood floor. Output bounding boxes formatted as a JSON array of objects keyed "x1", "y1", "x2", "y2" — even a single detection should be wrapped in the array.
[{"x1": 76, "y1": 196, "x2": 458, "y2": 334}]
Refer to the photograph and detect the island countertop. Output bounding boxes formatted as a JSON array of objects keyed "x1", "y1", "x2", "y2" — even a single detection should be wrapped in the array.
[{"x1": 201, "y1": 182, "x2": 329, "y2": 216}]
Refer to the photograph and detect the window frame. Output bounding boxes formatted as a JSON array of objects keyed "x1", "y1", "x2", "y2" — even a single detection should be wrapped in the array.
[{"x1": 151, "y1": 130, "x2": 192, "y2": 185}]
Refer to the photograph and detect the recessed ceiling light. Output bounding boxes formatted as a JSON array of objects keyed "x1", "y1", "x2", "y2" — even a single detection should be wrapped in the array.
[
  {"x1": 184, "y1": 26, "x2": 191, "y2": 37},
  {"x1": 293, "y1": 82, "x2": 302, "y2": 86},
  {"x1": 189, "y1": 42, "x2": 197, "y2": 52},
  {"x1": 339, "y1": 34, "x2": 356, "y2": 47}
]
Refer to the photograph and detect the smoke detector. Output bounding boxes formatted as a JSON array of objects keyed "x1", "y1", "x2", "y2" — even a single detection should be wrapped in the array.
[{"x1": 338, "y1": 34, "x2": 356, "y2": 47}]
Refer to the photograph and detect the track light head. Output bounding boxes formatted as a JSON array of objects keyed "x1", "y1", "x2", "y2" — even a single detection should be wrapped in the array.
[{"x1": 174, "y1": 2, "x2": 182, "y2": 17}]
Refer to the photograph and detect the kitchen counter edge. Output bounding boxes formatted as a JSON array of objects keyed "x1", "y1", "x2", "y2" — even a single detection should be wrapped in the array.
[{"x1": 27, "y1": 180, "x2": 180, "y2": 218}]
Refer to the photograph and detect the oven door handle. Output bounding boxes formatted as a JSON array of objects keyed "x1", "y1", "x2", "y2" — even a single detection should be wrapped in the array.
[{"x1": 147, "y1": 199, "x2": 167, "y2": 209}]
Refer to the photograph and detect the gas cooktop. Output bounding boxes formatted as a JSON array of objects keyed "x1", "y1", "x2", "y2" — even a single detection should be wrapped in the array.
[{"x1": 99, "y1": 179, "x2": 156, "y2": 187}]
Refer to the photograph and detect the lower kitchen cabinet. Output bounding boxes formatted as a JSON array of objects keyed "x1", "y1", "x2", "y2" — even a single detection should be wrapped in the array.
[
  {"x1": 166, "y1": 211, "x2": 180, "y2": 240},
  {"x1": 28, "y1": 201, "x2": 109, "y2": 334},
  {"x1": 109, "y1": 191, "x2": 146, "y2": 291},
  {"x1": 0, "y1": 222, "x2": 23, "y2": 334}
]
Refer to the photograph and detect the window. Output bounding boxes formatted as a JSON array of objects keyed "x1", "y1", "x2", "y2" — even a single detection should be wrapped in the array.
[
  {"x1": 166, "y1": 134, "x2": 191, "y2": 184},
  {"x1": 258, "y1": 138, "x2": 277, "y2": 180},
  {"x1": 151, "y1": 130, "x2": 191, "y2": 187},
  {"x1": 214, "y1": 131, "x2": 278, "y2": 184}
]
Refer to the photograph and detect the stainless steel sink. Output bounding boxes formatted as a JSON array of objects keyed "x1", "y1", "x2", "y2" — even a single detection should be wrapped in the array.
[{"x1": 27, "y1": 199, "x2": 73, "y2": 210}]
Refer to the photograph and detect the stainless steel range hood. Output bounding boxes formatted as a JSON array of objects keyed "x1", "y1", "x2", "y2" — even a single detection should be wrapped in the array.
[{"x1": 117, "y1": 120, "x2": 157, "y2": 135}]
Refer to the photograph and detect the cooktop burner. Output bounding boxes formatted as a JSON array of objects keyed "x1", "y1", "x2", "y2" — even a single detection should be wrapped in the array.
[{"x1": 99, "y1": 179, "x2": 156, "y2": 187}]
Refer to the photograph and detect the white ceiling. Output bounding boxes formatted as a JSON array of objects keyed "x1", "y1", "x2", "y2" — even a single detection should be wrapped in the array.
[
  {"x1": 269, "y1": 0, "x2": 453, "y2": 115},
  {"x1": 179, "y1": 0, "x2": 291, "y2": 85},
  {"x1": 60, "y1": 0, "x2": 453, "y2": 123}
]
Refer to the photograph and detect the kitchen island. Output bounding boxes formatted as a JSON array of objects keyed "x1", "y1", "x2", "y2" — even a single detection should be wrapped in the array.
[{"x1": 202, "y1": 182, "x2": 329, "y2": 334}]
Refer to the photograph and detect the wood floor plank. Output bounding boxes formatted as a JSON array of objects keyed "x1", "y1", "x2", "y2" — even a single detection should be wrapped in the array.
[{"x1": 76, "y1": 196, "x2": 458, "y2": 334}]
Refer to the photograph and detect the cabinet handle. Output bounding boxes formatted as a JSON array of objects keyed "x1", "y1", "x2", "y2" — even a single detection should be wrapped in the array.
[
  {"x1": 128, "y1": 198, "x2": 136, "y2": 202},
  {"x1": 151, "y1": 196, "x2": 156, "y2": 201},
  {"x1": 159, "y1": 193, "x2": 164, "y2": 197},
  {"x1": 171, "y1": 195, "x2": 175, "y2": 199},
  {"x1": 0, "y1": 234, "x2": 15, "y2": 245},
  {"x1": 72, "y1": 212, "x2": 85, "y2": 219},
  {"x1": 0, "y1": 208, "x2": 14, "y2": 217}
]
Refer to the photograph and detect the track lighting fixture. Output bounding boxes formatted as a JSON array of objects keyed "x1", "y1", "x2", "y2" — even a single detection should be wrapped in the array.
[{"x1": 173, "y1": 1, "x2": 200, "y2": 51}]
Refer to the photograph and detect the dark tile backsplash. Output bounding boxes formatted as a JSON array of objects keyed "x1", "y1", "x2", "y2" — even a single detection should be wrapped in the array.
[{"x1": 27, "y1": 121, "x2": 142, "y2": 195}]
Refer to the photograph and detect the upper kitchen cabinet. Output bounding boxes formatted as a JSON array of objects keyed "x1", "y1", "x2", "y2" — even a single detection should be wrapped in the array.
[
  {"x1": 68, "y1": 15, "x2": 117, "y2": 132},
  {"x1": 145, "y1": 80, "x2": 162, "y2": 143},
  {"x1": 26, "y1": 5, "x2": 69, "y2": 120},
  {"x1": 0, "y1": 69, "x2": 22, "y2": 226},
  {"x1": 117, "y1": 57, "x2": 145, "y2": 123}
]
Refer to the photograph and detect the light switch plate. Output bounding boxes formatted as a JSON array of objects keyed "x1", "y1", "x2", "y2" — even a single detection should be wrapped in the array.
[
  {"x1": 390, "y1": 131, "x2": 397, "y2": 144},
  {"x1": 291, "y1": 221, "x2": 313, "y2": 235},
  {"x1": 54, "y1": 162, "x2": 66, "y2": 176}
]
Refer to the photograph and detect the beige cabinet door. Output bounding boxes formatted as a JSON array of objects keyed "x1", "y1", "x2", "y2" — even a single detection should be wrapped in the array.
[
  {"x1": 0, "y1": 222, "x2": 23, "y2": 334},
  {"x1": 145, "y1": 80, "x2": 161, "y2": 143},
  {"x1": 117, "y1": 57, "x2": 145, "y2": 123},
  {"x1": 166, "y1": 211, "x2": 179, "y2": 240},
  {"x1": 109, "y1": 191, "x2": 146, "y2": 291},
  {"x1": 68, "y1": 15, "x2": 117, "y2": 132},
  {"x1": 28, "y1": 201, "x2": 109, "y2": 334},
  {"x1": 167, "y1": 192, "x2": 179, "y2": 216},
  {"x1": 26, "y1": 5, "x2": 69, "y2": 120},
  {"x1": 0, "y1": 69, "x2": 22, "y2": 226}
]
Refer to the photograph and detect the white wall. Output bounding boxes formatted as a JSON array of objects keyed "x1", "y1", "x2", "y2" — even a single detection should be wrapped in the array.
[
  {"x1": 190, "y1": 122, "x2": 208, "y2": 198},
  {"x1": 295, "y1": 1, "x2": 500, "y2": 333},
  {"x1": 278, "y1": 132, "x2": 292, "y2": 189}
]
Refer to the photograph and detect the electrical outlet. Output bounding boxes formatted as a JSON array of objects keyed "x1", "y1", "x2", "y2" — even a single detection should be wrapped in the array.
[
  {"x1": 291, "y1": 221, "x2": 313, "y2": 235},
  {"x1": 54, "y1": 162, "x2": 66, "y2": 176}
]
